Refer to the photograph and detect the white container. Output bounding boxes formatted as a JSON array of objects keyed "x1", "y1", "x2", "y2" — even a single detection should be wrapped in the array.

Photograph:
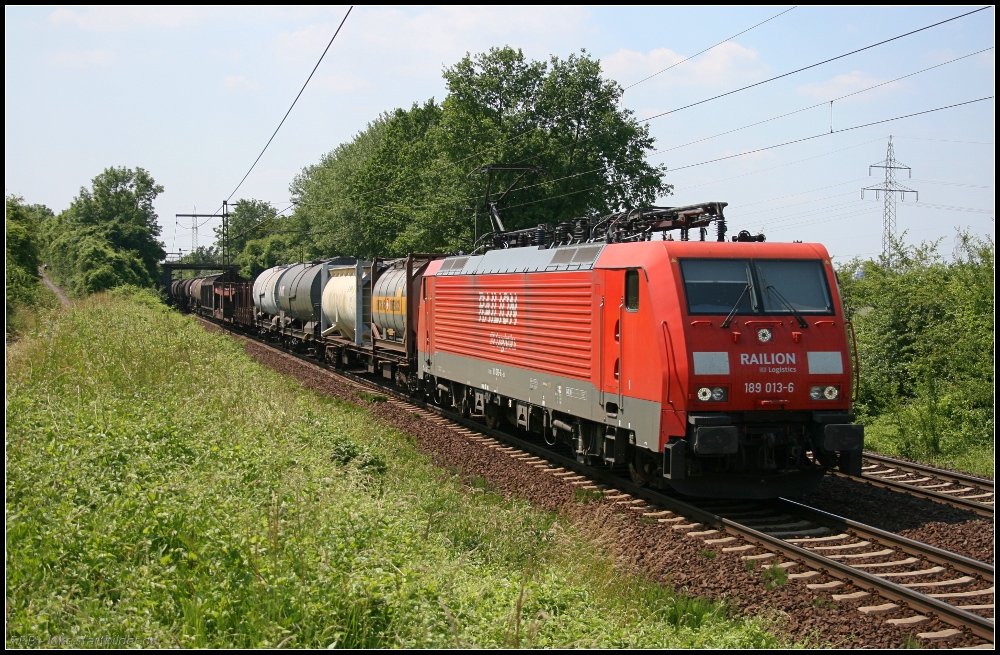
[
  {"x1": 253, "y1": 265, "x2": 290, "y2": 316},
  {"x1": 321, "y1": 264, "x2": 371, "y2": 342}
]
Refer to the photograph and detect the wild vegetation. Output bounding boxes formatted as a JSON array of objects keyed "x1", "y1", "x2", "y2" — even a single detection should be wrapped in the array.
[
  {"x1": 5, "y1": 196, "x2": 58, "y2": 334},
  {"x1": 838, "y1": 234, "x2": 995, "y2": 476},
  {"x1": 39, "y1": 167, "x2": 165, "y2": 295},
  {"x1": 6, "y1": 290, "x2": 783, "y2": 648}
]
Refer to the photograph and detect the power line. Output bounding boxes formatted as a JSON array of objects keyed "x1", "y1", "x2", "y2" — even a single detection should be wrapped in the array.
[
  {"x1": 663, "y1": 96, "x2": 994, "y2": 174},
  {"x1": 910, "y1": 178, "x2": 994, "y2": 189},
  {"x1": 735, "y1": 190, "x2": 861, "y2": 217},
  {"x1": 224, "y1": 6, "x2": 353, "y2": 205},
  {"x1": 895, "y1": 136, "x2": 994, "y2": 145},
  {"x1": 734, "y1": 178, "x2": 868, "y2": 208},
  {"x1": 906, "y1": 202, "x2": 995, "y2": 214},
  {"x1": 679, "y1": 137, "x2": 885, "y2": 190},
  {"x1": 622, "y1": 6, "x2": 796, "y2": 91},
  {"x1": 499, "y1": 95, "x2": 993, "y2": 215},
  {"x1": 464, "y1": 47, "x2": 993, "y2": 206},
  {"x1": 639, "y1": 6, "x2": 991, "y2": 122}
]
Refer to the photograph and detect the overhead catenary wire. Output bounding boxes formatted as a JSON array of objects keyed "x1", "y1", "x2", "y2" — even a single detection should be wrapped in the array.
[
  {"x1": 225, "y1": 7, "x2": 353, "y2": 206},
  {"x1": 217, "y1": 11, "x2": 995, "y2": 247},
  {"x1": 235, "y1": 9, "x2": 991, "y2": 237},
  {"x1": 499, "y1": 96, "x2": 994, "y2": 214},
  {"x1": 446, "y1": 45, "x2": 994, "y2": 206},
  {"x1": 639, "y1": 6, "x2": 991, "y2": 123},
  {"x1": 621, "y1": 6, "x2": 797, "y2": 91},
  {"x1": 502, "y1": 45, "x2": 994, "y2": 185}
]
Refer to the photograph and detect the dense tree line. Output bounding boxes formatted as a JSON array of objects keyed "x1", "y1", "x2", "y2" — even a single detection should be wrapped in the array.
[
  {"x1": 230, "y1": 47, "x2": 670, "y2": 278},
  {"x1": 41, "y1": 167, "x2": 165, "y2": 295},
  {"x1": 838, "y1": 234, "x2": 994, "y2": 473},
  {"x1": 5, "y1": 196, "x2": 56, "y2": 331},
  {"x1": 5, "y1": 167, "x2": 166, "y2": 333}
]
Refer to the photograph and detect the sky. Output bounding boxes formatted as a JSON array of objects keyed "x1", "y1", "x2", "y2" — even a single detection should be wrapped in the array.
[{"x1": 5, "y1": 5, "x2": 995, "y2": 263}]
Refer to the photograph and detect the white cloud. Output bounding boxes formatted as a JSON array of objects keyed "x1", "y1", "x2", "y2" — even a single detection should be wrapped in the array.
[
  {"x1": 796, "y1": 71, "x2": 901, "y2": 101},
  {"x1": 223, "y1": 75, "x2": 261, "y2": 92},
  {"x1": 48, "y1": 48, "x2": 116, "y2": 68},
  {"x1": 273, "y1": 6, "x2": 593, "y2": 78},
  {"x1": 602, "y1": 41, "x2": 767, "y2": 90},
  {"x1": 48, "y1": 6, "x2": 208, "y2": 31}
]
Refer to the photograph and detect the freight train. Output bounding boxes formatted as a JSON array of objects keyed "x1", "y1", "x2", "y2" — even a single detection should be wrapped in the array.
[{"x1": 172, "y1": 202, "x2": 864, "y2": 498}]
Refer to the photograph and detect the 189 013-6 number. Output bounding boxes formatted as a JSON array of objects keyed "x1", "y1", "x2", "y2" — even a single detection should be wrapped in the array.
[{"x1": 745, "y1": 382, "x2": 795, "y2": 393}]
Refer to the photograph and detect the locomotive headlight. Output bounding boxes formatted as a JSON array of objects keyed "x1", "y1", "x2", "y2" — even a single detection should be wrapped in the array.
[
  {"x1": 810, "y1": 385, "x2": 840, "y2": 400},
  {"x1": 697, "y1": 387, "x2": 727, "y2": 402}
]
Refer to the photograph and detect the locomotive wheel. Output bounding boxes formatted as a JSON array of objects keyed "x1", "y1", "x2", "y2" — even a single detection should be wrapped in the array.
[
  {"x1": 629, "y1": 455, "x2": 656, "y2": 487},
  {"x1": 484, "y1": 404, "x2": 502, "y2": 429}
]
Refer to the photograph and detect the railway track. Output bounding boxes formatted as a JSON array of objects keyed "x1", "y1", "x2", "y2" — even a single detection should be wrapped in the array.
[
  {"x1": 204, "y1": 318, "x2": 995, "y2": 645},
  {"x1": 838, "y1": 453, "x2": 994, "y2": 517}
]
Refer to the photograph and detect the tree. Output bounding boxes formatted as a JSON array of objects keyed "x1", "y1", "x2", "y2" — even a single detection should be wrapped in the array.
[
  {"x1": 174, "y1": 245, "x2": 220, "y2": 280},
  {"x1": 41, "y1": 167, "x2": 165, "y2": 294},
  {"x1": 280, "y1": 47, "x2": 670, "y2": 261},
  {"x1": 6, "y1": 196, "x2": 54, "y2": 325}
]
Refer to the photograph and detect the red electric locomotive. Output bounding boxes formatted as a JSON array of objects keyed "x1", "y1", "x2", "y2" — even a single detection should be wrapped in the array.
[
  {"x1": 417, "y1": 204, "x2": 863, "y2": 498},
  {"x1": 190, "y1": 201, "x2": 863, "y2": 499}
]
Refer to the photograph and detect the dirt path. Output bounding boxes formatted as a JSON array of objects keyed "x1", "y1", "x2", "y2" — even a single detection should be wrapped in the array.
[{"x1": 38, "y1": 267, "x2": 70, "y2": 307}]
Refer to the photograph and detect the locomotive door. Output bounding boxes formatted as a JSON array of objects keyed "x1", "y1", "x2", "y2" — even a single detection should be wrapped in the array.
[
  {"x1": 601, "y1": 271, "x2": 623, "y2": 415},
  {"x1": 602, "y1": 269, "x2": 640, "y2": 417}
]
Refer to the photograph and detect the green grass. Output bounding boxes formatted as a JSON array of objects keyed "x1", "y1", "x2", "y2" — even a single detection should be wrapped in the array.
[
  {"x1": 863, "y1": 407, "x2": 994, "y2": 478},
  {"x1": 6, "y1": 289, "x2": 787, "y2": 648},
  {"x1": 761, "y1": 565, "x2": 787, "y2": 590},
  {"x1": 571, "y1": 488, "x2": 604, "y2": 505}
]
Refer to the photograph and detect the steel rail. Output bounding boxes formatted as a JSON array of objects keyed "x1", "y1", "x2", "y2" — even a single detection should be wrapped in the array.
[
  {"x1": 776, "y1": 498, "x2": 993, "y2": 581},
  {"x1": 863, "y1": 452, "x2": 994, "y2": 488},
  {"x1": 203, "y1": 317, "x2": 995, "y2": 642},
  {"x1": 833, "y1": 453, "x2": 994, "y2": 517}
]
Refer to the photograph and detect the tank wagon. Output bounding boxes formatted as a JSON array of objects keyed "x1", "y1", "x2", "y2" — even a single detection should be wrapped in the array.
[{"x1": 173, "y1": 202, "x2": 863, "y2": 498}]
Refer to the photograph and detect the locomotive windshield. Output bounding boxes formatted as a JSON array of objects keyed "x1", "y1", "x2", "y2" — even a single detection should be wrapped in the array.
[
  {"x1": 680, "y1": 258, "x2": 833, "y2": 316},
  {"x1": 679, "y1": 259, "x2": 756, "y2": 314}
]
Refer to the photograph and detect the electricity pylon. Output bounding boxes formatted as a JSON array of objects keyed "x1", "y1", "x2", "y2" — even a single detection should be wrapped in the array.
[{"x1": 862, "y1": 136, "x2": 917, "y2": 269}]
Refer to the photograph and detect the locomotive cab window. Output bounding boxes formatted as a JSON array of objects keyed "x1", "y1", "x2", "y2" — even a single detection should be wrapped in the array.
[
  {"x1": 755, "y1": 259, "x2": 833, "y2": 314},
  {"x1": 680, "y1": 259, "x2": 754, "y2": 315},
  {"x1": 625, "y1": 270, "x2": 640, "y2": 311},
  {"x1": 680, "y1": 258, "x2": 834, "y2": 316}
]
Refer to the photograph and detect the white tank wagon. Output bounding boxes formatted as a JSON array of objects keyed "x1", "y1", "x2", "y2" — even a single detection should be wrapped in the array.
[
  {"x1": 321, "y1": 263, "x2": 372, "y2": 343},
  {"x1": 253, "y1": 265, "x2": 291, "y2": 316}
]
